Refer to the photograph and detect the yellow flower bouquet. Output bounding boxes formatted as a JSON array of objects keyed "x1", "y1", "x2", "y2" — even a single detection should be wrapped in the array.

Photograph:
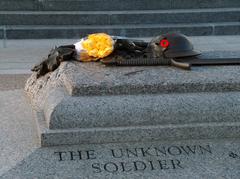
[{"x1": 76, "y1": 33, "x2": 114, "y2": 62}]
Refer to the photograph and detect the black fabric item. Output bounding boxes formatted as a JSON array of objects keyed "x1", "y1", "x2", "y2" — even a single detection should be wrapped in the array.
[{"x1": 31, "y1": 45, "x2": 76, "y2": 78}]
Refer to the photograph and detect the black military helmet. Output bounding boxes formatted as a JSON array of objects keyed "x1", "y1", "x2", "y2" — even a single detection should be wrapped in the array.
[{"x1": 150, "y1": 32, "x2": 200, "y2": 58}]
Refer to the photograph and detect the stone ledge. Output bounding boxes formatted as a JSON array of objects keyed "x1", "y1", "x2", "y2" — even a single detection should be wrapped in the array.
[
  {"x1": 35, "y1": 109, "x2": 240, "y2": 146},
  {"x1": 25, "y1": 61, "x2": 240, "y2": 110},
  {"x1": 33, "y1": 88, "x2": 240, "y2": 146},
  {"x1": 64, "y1": 62, "x2": 240, "y2": 96},
  {"x1": 44, "y1": 91, "x2": 240, "y2": 130}
]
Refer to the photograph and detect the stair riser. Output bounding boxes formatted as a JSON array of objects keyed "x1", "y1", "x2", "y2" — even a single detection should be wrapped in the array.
[
  {"x1": 215, "y1": 25, "x2": 240, "y2": 35},
  {"x1": 0, "y1": 0, "x2": 38, "y2": 11},
  {"x1": 0, "y1": 11, "x2": 239, "y2": 25},
  {"x1": 0, "y1": 29, "x2": 3, "y2": 39},
  {"x1": 3, "y1": 25, "x2": 240, "y2": 39},
  {"x1": 1, "y1": 0, "x2": 240, "y2": 11}
]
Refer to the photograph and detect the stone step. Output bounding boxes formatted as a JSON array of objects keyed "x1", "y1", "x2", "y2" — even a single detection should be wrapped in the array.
[
  {"x1": 2, "y1": 22, "x2": 240, "y2": 39},
  {"x1": 32, "y1": 88, "x2": 240, "y2": 147},
  {"x1": 44, "y1": 92, "x2": 240, "y2": 130},
  {"x1": 1, "y1": 0, "x2": 239, "y2": 11},
  {"x1": 0, "y1": 8, "x2": 239, "y2": 25}
]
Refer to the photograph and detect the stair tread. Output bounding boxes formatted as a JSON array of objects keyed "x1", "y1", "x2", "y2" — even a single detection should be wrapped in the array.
[
  {"x1": 3, "y1": 22, "x2": 240, "y2": 29},
  {"x1": 1, "y1": 8, "x2": 240, "y2": 14}
]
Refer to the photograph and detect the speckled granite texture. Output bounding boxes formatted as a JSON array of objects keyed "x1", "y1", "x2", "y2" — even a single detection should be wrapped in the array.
[
  {"x1": 25, "y1": 50, "x2": 240, "y2": 146},
  {"x1": 2, "y1": 137, "x2": 240, "y2": 179}
]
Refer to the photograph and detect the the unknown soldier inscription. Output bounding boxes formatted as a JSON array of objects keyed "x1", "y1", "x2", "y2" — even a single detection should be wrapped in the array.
[
  {"x1": 3, "y1": 138, "x2": 240, "y2": 178},
  {"x1": 54, "y1": 144, "x2": 213, "y2": 173}
]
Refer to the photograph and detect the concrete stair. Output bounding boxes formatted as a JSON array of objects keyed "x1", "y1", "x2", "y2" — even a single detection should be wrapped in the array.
[
  {"x1": 1, "y1": 0, "x2": 240, "y2": 11},
  {"x1": 0, "y1": 0, "x2": 240, "y2": 38}
]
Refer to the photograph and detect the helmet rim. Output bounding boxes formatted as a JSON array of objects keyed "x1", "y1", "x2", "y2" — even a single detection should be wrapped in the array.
[{"x1": 164, "y1": 49, "x2": 200, "y2": 58}]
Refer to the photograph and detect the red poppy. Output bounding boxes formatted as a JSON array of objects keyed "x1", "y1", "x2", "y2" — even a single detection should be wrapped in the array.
[{"x1": 160, "y1": 39, "x2": 169, "y2": 48}]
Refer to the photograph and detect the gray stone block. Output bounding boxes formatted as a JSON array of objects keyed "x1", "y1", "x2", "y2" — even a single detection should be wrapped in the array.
[
  {"x1": 44, "y1": 92, "x2": 240, "y2": 130},
  {"x1": 37, "y1": 112, "x2": 240, "y2": 146},
  {"x1": 62, "y1": 63, "x2": 240, "y2": 96},
  {"x1": 25, "y1": 59, "x2": 240, "y2": 146}
]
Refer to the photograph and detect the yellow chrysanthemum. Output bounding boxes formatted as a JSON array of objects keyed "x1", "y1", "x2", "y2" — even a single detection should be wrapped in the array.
[{"x1": 82, "y1": 33, "x2": 114, "y2": 60}]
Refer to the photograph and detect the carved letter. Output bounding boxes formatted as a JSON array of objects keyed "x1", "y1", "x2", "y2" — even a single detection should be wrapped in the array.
[{"x1": 92, "y1": 163, "x2": 102, "y2": 173}]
